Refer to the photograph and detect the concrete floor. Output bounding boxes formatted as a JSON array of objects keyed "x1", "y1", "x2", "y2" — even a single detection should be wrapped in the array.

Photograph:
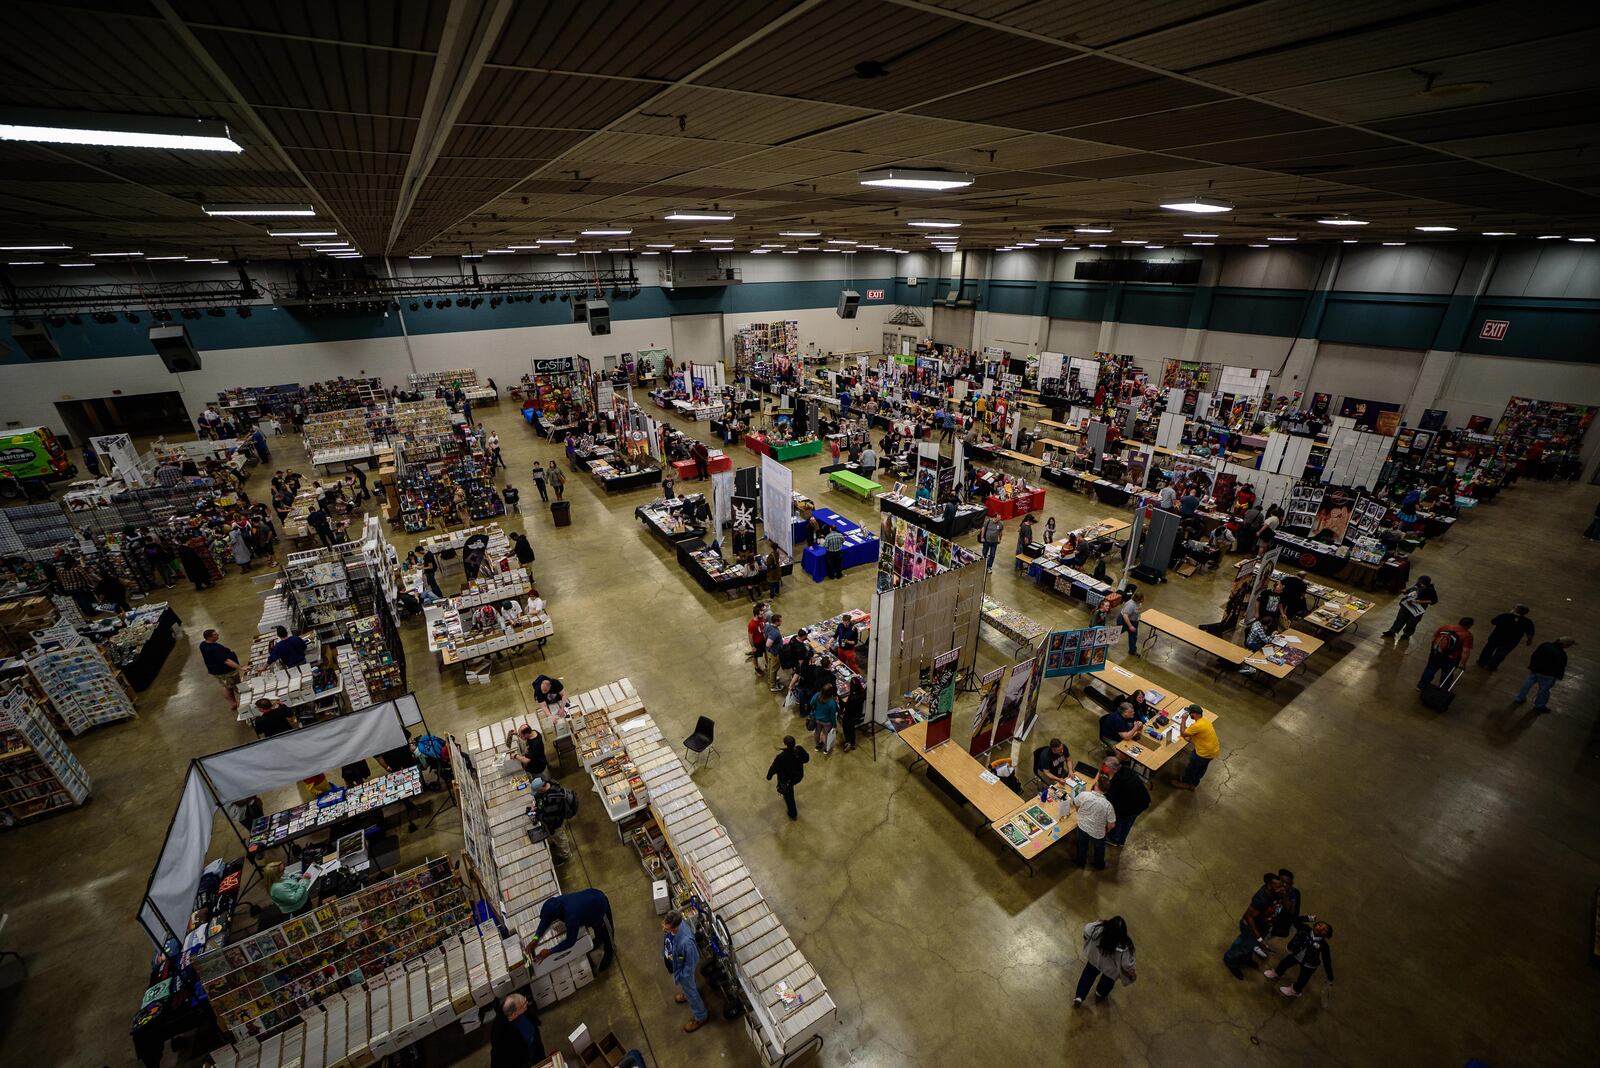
[{"x1": 2, "y1": 393, "x2": 1598, "y2": 1068}]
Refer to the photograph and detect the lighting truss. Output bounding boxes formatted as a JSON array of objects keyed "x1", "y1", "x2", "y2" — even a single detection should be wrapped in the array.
[
  {"x1": 0, "y1": 273, "x2": 260, "y2": 315},
  {"x1": 265, "y1": 268, "x2": 642, "y2": 307}
]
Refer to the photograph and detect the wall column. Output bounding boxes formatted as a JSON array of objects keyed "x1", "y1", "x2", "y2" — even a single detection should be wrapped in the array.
[{"x1": 1404, "y1": 246, "x2": 1500, "y2": 423}]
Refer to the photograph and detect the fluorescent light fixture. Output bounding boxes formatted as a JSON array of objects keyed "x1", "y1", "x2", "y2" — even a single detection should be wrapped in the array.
[
  {"x1": 859, "y1": 167, "x2": 973, "y2": 190},
  {"x1": 556, "y1": 252, "x2": 577, "y2": 257},
  {"x1": 90, "y1": 251, "x2": 142, "y2": 257},
  {"x1": 462, "y1": 253, "x2": 483, "y2": 259},
  {"x1": 1481, "y1": 231, "x2": 1515, "y2": 236},
  {"x1": 1317, "y1": 215, "x2": 1368, "y2": 226},
  {"x1": 798, "y1": 247, "x2": 820, "y2": 252},
  {"x1": 145, "y1": 255, "x2": 187, "y2": 261},
  {"x1": 1382, "y1": 242, "x2": 1406, "y2": 246},
  {"x1": 1088, "y1": 243, "x2": 1107, "y2": 248},
  {"x1": 1266, "y1": 236, "x2": 1297, "y2": 242},
  {"x1": 0, "y1": 107, "x2": 242, "y2": 152},
  {"x1": 841, "y1": 249, "x2": 856, "y2": 254},
  {"x1": 1063, "y1": 245, "x2": 1081, "y2": 250},
  {"x1": 1570, "y1": 237, "x2": 1596, "y2": 243},
  {"x1": 535, "y1": 238, "x2": 575, "y2": 244},
  {"x1": 1120, "y1": 240, "x2": 1146, "y2": 245},
  {"x1": 670, "y1": 249, "x2": 691, "y2": 253},
  {"x1": 781, "y1": 250, "x2": 799, "y2": 255},
  {"x1": 1414, "y1": 225, "x2": 1456, "y2": 232},
  {"x1": 302, "y1": 242, "x2": 350, "y2": 248},
  {"x1": 699, "y1": 238, "x2": 733, "y2": 244},
  {"x1": 607, "y1": 247, "x2": 632, "y2": 253},
  {"x1": 269, "y1": 230, "x2": 337, "y2": 237},
  {"x1": 1181, "y1": 233, "x2": 1218, "y2": 239},
  {"x1": 1075, "y1": 225, "x2": 1114, "y2": 234},
  {"x1": 1016, "y1": 242, "x2": 1040, "y2": 247},
  {"x1": 1146, "y1": 245, "x2": 1164, "y2": 250},
  {"x1": 580, "y1": 228, "x2": 632, "y2": 236},
  {"x1": 645, "y1": 243, "x2": 675, "y2": 249},
  {"x1": 485, "y1": 249, "x2": 517, "y2": 254},
  {"x1": 408, "y1": 255, "x2": 432, "y2": 260},
  {"x1": 779, "y1": 230, "x2": 820, "y2": 237},
  {"x1": 749, "y1": 249, "x2": 770, "y2": 254},
  {"x1": 641, "y1": 251, "x2": 660, "y2": 256},
  {"x1": 1191, "y1": 241, "x2": 1214, "y2": 246},
  {"x1": 909, "y1": 220, "x2": 961, "y2": 229},
  {"x1": 0, "y1": 244, "x2": 70, "y2": 250},
  {"x1": 1249, "y1": 243, "x2": 1270, "y2": 248},
  {"x1": 6, "y1": 261, "x2": 43, "y2": 265},
  {"x1": 664, "y1": 209, "x2": 734, "y2": 221},
  {"x1": 1342, "y1": 239, "x2": 1358, "y2": 244},
  {"x1": 826, "y1": 239, "x2": 857, "y2": 245},
  {"x1": 1161, "y1": 195, "x2": 1233, "y2": 213},
  {"x1": 202, "y1": 203, "x2": 315, "y2": 216},
  {"x1": 1036, "y1": 237, "x2": 1066, "y2": 243},
  {"x1": 331, "y1": 253, "x2": 361, "y2": 258},
  {"x1": 59, "y1": 262, "x2": 95, "y2": 267},
  {"x1": 1537, "y1": 234, "x2": 1562, "y2": 240},
  {"x1": 761, "y1": 243, "x2": 786, "y2": 248}
]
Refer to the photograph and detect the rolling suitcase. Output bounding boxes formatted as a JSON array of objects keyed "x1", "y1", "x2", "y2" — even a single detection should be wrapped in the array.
[{"x1": 1420, "y1": 667, "x2": 1462, "y2": 712}]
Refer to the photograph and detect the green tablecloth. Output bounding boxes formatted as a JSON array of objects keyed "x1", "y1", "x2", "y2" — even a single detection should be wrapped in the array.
[
  {"x1": 829, "y1": 470, "x2": 882, "y2": 499},
  {"x1": 770, "y1": 439, "x2": 823, "y2": 461}
]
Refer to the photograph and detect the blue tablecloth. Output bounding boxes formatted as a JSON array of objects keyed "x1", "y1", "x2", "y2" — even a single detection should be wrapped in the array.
[{"x1": 801, "y1": 506, "x2": 878, "y2": 581}]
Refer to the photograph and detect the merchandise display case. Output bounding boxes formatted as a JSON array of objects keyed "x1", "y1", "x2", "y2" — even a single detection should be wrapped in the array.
[
  {"x1": 24, "y1": 622, "x2": 138, "y2": 735},
  {"x1": 0, "y1": 681, "x2": 91, "y2": 827}
]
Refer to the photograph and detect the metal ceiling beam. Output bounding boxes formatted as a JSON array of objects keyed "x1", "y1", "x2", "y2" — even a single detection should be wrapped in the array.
[
  {"x1": 265, "y1": 267, "x2": 640, "y2": 306},
  {"x1": 385, "y1": 0, "x2": 517, "y2": 255}
]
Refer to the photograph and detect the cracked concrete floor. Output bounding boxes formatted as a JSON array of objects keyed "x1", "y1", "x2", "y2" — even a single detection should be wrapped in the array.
[{"x1": 1, "y1": 394, "x2": 1598, "y2": 1068}]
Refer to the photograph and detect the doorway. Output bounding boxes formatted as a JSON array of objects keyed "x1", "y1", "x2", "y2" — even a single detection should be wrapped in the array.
[{"x1": 54, "y1": 392, "x2": 192, "y2": 448}]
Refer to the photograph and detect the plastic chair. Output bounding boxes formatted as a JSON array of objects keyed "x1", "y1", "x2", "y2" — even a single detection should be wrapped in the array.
[{"x1": 684, "y1": 716, "x2": 718, "y2": 768}]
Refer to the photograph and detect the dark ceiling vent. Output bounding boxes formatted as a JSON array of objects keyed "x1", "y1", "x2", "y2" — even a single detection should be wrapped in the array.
[{"x1": 855, "y1": 60, "x2": 889, "y2": 79}]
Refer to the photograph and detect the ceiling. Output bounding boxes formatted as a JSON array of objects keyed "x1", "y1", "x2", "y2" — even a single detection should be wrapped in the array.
[{"x1": 0, "y1": 0, "x2": 1597, "y2": 266}]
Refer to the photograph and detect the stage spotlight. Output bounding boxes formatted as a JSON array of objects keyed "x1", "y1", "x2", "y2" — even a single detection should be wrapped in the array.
[
  {"x1": 153, "y1": 309, "x2": 172, "y2": 322},
  {"x1": 439, "y1": 299, "x2": 452, "y2": 308},
  {"x1": 182, "y1": 308, "x2": 201, "y2": 320},
  {"x1": 409, "y1": 302, "x2": 418, "y2": 311},
  {"x1": 92, "y1": 312, "x2": 116, "y2": 324},
  {"x1": 67, "y1": 314, "x2": 81, "y2": 325},
  {"x1": 490, "y1": 297, "x2": 501, "y2": 308},
  {"x1": 424, "y1": 299, "x2": 433, "y2": 308},
  {"x1": 125, "y1": 312, "x2": 139, "y2": 323},
  {"x1": 47, "y1": 315, "x2": 66, "y2": 327},
  {"x1": 207, "y1": 307, "x2": 226, "y2": 317},
  {"x1": 237, "y1": 306, "x2": 252, "y2": 319}
]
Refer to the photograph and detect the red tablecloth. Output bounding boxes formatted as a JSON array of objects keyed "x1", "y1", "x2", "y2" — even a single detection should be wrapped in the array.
[
  {"x1": 985, "y1": 489, "x2": 1046, "y2": 518},
  {"x1": 671, "y1": 455, "x2": 730, "y2": 480},
  {"x1": 744, "y1": 433, "x2": 771, "y2": 457}
]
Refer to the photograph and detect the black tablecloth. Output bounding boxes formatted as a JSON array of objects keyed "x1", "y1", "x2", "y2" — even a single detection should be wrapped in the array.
[
  {"x1": 119, "y1": 606, "x2": 181, "y2": 691},
  {"x1": 878, "y1": 495, "x2": 985, "y2": 538},
  {"x1": 1093, "y1": 483, "x2": 1135, "y2": 508},
  {"x1": 595, "y1": 469, "x2": 661, "y2": 493}
]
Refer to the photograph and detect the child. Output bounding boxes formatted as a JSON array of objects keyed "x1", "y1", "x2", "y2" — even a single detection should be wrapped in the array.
[
  {"x1": 503, "y1": 484, "x2": 520, "y2": 513},
  {"x1": 1043, "y1": 516, "x2": 1056, "y2": 545}
]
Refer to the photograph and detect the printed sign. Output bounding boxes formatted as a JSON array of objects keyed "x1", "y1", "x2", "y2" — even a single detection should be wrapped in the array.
[
  {"x1": 1479, "y1": 319, "x2": 1509, "y2": 341},
  {"x1": 865, "y1": 288, "x2": 885, "y2": 301},
  {"x1": 533, "y1": 356, "x2": 575, "y2": 373}
]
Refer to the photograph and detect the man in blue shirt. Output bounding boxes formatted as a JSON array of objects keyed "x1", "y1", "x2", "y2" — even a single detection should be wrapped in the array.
[
  {"x1": 266, "y1": 625, "x2": 308, "y2": 669},
  {"x1": 1098, "y1": 703, "x2": 1142, "y2": 747},
  {"x1": 661, "y1": 910, "x2": 707, "y2": 1031},
  {"x1": 198, "y1": 629, "x2": 242, "y2": 711},
  {"x1": 532, "y1": 888, "x2": 614, "y2": 971}
]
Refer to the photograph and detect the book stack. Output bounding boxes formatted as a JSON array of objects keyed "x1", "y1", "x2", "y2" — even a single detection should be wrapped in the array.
[
  {"x1": 335, "y1": 645, "x2": 374, "y2": 710},
  {"x1": 0, "y1": 681, "x2": 91, "y2": 827}
]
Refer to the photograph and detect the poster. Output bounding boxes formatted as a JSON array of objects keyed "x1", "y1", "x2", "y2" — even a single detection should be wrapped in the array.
[
  {"x1": 1309, "y1": 489, "x2": 1357, "y2": 544},
  {"x1": 1244, "y1": 547, "x2": 1282, "y2": 624},
  {"x1": 993, "y1": 659, "x2": 1033, "y2": 746},
  {"x1": 967, "y1": 667, "x2": 1005, "y2": 756},
  {"x1": 1345, "y1": 495, "x2": 1387, "y2": 545},
  {"x1": 1212, "y1": 472, "x2": 1238, "y2": 513},
  {"x1": 92, "y1": 433, "x2": 145, "y2": 488},
  {"x1": 1337, "y1": 396, "x2": 1403, "y2": 431},
  {"x1": 1419, "y1": 408, "x2": 1448, "y2": 431},
  {"x1": 759, "y1": 453, "x2": 793, "y2": 556},
  {"x1": 1041, "y1": 626, "x2": 1115, "y2": 678}
]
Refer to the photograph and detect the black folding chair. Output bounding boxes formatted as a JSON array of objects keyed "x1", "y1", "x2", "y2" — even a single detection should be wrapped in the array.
[{"x1": 684, "y1": 716, "x2": 718, "y2": 769}]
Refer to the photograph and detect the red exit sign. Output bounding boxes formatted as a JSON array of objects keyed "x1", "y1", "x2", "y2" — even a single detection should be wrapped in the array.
[
  {"x1": 1480, "y1": 319, "x2": 1509, "y2": 340},
  {"x1": 865, "y1": 288, "x2": 885, "y2": 301}
]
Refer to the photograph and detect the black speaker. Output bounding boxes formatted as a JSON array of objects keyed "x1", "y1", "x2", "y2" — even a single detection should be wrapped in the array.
[
  {"x1": 586, "y1": 299, "x2": 610, "y2": 336},
  {"x1": 836, "y1": 289, "x2": 859, "y2": 319},
  {"x1": 571, "y1": 298, "x2": 587, "y2": 324},
  {"x1": 150, "y1": 324, "x2": 201, "y2": 372},
  {"x1": 9, "y1": 320, "x2": 61, "y2": 360}
]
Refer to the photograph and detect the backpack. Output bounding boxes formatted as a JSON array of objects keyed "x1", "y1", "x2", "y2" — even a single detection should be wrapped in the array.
[
  {"x1": 561, "y1": 786, "x2": 580, "y2": 820},
  {"x1": 1431, "y1": 628, "x2": 1460, "y2": 657}
]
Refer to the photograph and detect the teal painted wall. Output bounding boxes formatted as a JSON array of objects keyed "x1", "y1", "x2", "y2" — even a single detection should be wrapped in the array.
[{"x1": 4, "y1": 270, "x2": 1597, "y2": 365}]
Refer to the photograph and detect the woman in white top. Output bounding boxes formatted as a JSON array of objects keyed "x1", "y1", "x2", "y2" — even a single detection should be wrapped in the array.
[
  {"x1": 525, "y1": 588, "x2": 546, "y2": 620},
  {"x1": 1075, "y1": 917, "x2": 1136, "y2": 1006}
]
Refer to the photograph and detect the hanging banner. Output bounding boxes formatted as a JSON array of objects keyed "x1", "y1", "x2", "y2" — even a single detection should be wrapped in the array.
[
  {"x1": 993, "y1": 658, "x2": 1034, "y2": 746},
  {"x1": 967, "y1": 667, "x2": 1006, "y2": 756},
  {"x1": 710, "y1": 469, "x2": 734, "y2": 539},
  {"x1": 759, "y1": 453, "x2": 793, "y2": 556},
  {"x1": 1244, "y1": 546, "x2": 1283, "y2": 624}
]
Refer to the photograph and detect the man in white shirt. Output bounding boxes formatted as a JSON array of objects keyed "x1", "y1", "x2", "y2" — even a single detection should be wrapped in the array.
[
  {"x1": 1072, "y1": 781, "x2": 1117, "y2": 871},
  {"x1": 859, "y1": 446, "x2": 878, "y2": 482},
  {"x1": 1157, "y1": 482, "x2": 1177, "y2": 511}
]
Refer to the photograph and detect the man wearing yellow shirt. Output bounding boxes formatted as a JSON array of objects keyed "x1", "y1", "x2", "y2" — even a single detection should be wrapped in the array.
[{"x1": 1175, "y1": 703, "x2": 1219, "y2": 790}]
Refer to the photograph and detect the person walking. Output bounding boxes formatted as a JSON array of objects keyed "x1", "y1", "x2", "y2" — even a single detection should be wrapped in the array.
[
  {"x1": 808, "y1": 685, "x2": 839, "y2": 754},
  {"x1": 661, "y1": 911, "x2": 708, "y2": 1032},
  {"x1": 488, "y1": 430, "x2": 505, "y2": 471},
  {"x1": 1070, "y1": 779, "x2": 1116, "y2": 870},
  {"x1": 1513, "y1": 637, "x2": 1576, "y2": 713},
  {"x1": 765, "y1": 735, "x2": 809, "y2": 820},
  {"x1": 531, "y1": 887, "x2": 615, "y2": 971},
  {"x1": 979, "y1": 514, "x2": 1004, "y2": 572},
  {"x1": 765, "y1": 546, "x2": 782, "y2": 600},
  {"x1": 1418, "y1": 616, "x2": 1474, "y2": 692},
  {"x1": 1223, "y1": 872, "x2": 1289, "y2": 978},
  {"x1": 229, "y1": 523, "x2": 254, "y2": 574},
  {"x1": 198, "y1": 629, "x2": 243, "y2": 711},
  {"x1": 1103, "y1": 756, "x2": 1150, "y2": 847},
  {"x1": 1173, "y1": 704, "x2": 1218, "y2": 790},
  {"x1": 858, "y1": 444, "x2": 877, "y2": 483},
  {"x1": 307, "y1": 503, "x2": 337, "y2": 549},
  {"x1": 531, "y1": 461, "x2": 549, "y2": 502},
  {"x1": 1073, "y1": 917, "x2": 1137, "y2": 1007},
  {"x1": 1478, "y1": 604, "x2": 1535, "y2": 670},
  {"x1": 823, "y1": 524, "x2": 845, "y2": 580},
  {"x1": 532, "y1": 777, "x2": 577, "y2": 864},
  {"x1": 1119, "y1": 589, "x2": 1144, "y2": 657},
  {"x1": 747, "y1": 603, "x2": 768, "y2": 677},
  {"x1": 548, "y1": 465, "x2": 566, "y2": 501},
  {"x1": 1013, "y1": 514, "x2": 1036, "y2": 571},
  {"x1": 511, "y1": 531, "x2": 535, "y2": 571},
  {"x1": 1262, "y1": 915, "x2": 1335, "y2": 998},
  {"x1": 1381, "y1": 575, "x2": 1438, "y2": 640}
]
